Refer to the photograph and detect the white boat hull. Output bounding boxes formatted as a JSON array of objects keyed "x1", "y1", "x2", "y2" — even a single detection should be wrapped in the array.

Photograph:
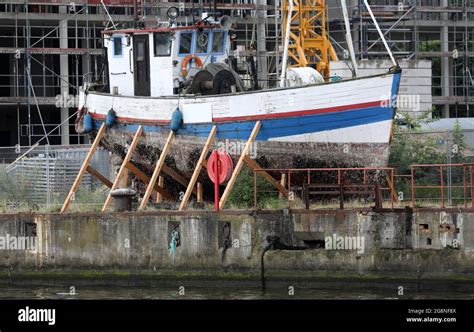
[{"x1": 78, "y1": 70, "x2": 401, "y2": 168}]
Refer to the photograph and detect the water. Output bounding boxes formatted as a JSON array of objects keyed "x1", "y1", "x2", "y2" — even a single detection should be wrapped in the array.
[{"x1": 0, "y1": 285, "x2": 472, "y2": 300}]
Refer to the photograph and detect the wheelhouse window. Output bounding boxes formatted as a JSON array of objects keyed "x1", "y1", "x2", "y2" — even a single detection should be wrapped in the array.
[
  {"x1": 113, "y1": 36, "x2": 123, "y2": 56},
  {"x1": 211, "y1": 31, "x2": 225, "y2": 53},
  {"x1": 154, "y1": 32, "x2": 172, "y2": 56},
  {"x1": 195, "y1": 32, "x2": 209, "y2": 54},
  {"x1": 179, "y1": 32, "x2": 193, "y2": 55}
]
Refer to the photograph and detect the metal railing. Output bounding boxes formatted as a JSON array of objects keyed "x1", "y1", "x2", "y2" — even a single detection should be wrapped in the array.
[
  {"x1": 410, "y1": 163, "x2": 474, "y2": 208},
  {"x1": 251, "y1": 164, "x2": 474, "y2": 210},
  {"x1": 253, "y1": 167, "x2": 396, "y2": 210}
]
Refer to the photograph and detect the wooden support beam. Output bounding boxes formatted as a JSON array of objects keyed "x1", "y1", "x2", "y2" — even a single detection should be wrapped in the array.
[
  {"x1": 102, "y1": 125, "x2": 143, "y2": 212},
  {"x1": 244, "y1": 155, "x2": 288, "y2": 197},
  {"x1": 156, "y1": 176, "x2": 164, "y2": 203},
  {"x1": 125, "y1": 162, "x2": 173, "y2": 201},
  {"x1": 138, "y1": 131, "x2": 175, "y2": 211},
  {"x1": 119, "y1": 166, "x2": 129, "y2": 188},
  {"x1": 179, "y1": 126, "x2": 217, "y2": 211},
  {"x1": 86, "y1": 165, "x2": 113, "y2": 188},
  {"x1": 386, "y1": 175, "x2": 399, "y2": 203},
  {"x1": 219, "y1": 121, "x2": 261, "y2": 210},
  {"x1": 60, "y1": 122, "x2": 107, "y2": 213},
  {"x1": 279, "y1": 173, "x2": 287, "y2": 198},
  {"x1": 161, "y1": 164, "x2": 196, "y2": 194},
  {"x1": 374, "y1": 183, "x2": 383, "y2": 209},
  {"x1": 197, "y1": 182, "x2": 203, "y2": 202}
]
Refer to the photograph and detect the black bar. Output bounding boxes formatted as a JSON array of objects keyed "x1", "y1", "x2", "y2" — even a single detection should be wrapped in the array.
[{"x1": 0, "y1": 300, "x2": 473, "y2": 328}]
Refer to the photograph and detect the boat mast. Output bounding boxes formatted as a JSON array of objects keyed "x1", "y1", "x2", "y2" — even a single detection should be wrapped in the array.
[
  {"x1": 279, "y1": 0, "x2": 293, "y2": 87},
  {"x1": 340, "y1": 0, "x2": 358, "y2": 77}
]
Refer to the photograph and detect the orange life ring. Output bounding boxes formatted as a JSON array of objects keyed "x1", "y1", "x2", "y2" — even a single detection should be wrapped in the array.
[{"x1": 181, "y1": 54, "x2": 203, "y2": 78}]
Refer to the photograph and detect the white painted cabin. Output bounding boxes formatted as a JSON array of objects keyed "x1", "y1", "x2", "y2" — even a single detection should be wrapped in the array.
[{"x1": 104, "y1": 24, "x2": 231, "y2": 97}]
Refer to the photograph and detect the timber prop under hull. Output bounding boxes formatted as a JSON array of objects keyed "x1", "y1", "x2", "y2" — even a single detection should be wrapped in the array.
[{"x1": 97, "y1": 128, "x2": 391, "y2": 172}]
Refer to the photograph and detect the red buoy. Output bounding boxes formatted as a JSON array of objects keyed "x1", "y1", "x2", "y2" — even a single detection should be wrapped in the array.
[{"x1": 207, "y1": 151, "x2": 234, "y2": 184}]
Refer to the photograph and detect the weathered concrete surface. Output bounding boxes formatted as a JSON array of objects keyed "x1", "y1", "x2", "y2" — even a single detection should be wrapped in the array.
[{"x1": 1, "y1": 210, "x2": 474, "y2": 288}]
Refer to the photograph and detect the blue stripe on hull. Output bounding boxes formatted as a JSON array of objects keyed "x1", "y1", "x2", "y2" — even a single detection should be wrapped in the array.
[
  {"x1": 391, "y1": 72, "x2": 402, "y2": 102},
  {"x1": 95, "y1": 105, "x2": 393, "y2": 140}
]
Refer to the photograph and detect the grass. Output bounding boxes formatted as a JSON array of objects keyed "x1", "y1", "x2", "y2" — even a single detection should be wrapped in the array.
[{"x1": 65, "y1": 187, "x2": 109, "y2": 212}]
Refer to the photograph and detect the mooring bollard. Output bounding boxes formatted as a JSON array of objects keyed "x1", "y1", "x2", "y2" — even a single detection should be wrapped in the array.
[{"x1": 110, "y1": 188, "x2": 137, "y2": 212}]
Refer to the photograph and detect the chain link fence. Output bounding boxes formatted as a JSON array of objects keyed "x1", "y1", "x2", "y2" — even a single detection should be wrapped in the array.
[{"x1": 0, "y1": 145, "x2": 110, "y2": 211}]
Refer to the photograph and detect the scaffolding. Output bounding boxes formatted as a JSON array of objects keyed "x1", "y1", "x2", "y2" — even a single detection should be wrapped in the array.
[
  {"x1": 0, "y1": 0, "x2": 472, "y2": 149},
  {"x1": 0, "y1": 0, "x2": 283, "y2": 146},
  {"x1": 326, "y1": 0, "x2": 473, "y2": 117}
]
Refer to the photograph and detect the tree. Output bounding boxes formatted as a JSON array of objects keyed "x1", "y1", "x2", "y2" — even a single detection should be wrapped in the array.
[
  {"x1": 389, "y1": 112, "x2": 445, "y2": 175},
  {"x1": 450, "y1": 120, "x2": 467, "y2": 163}
]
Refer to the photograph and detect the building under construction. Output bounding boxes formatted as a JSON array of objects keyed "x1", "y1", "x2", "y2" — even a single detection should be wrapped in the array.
[{"x1": 0, "y1": 0, "x2": 472, "y2": 147}]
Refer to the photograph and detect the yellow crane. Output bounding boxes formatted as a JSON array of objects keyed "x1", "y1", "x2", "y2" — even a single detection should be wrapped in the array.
[{"x1": 281, "y1": 0, "x2": 338, "y2": 80}]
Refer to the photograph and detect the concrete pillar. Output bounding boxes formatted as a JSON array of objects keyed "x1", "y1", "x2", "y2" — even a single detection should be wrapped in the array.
[
  {"x1": 441, "y1": 0, "x2": 450, "y2": 118},
  {"x1": 59, "y1": 8, "x2": 70, "y2": 145},
  {"x1": 256, "y1": 0, "x2": 268, "y2": 89}
]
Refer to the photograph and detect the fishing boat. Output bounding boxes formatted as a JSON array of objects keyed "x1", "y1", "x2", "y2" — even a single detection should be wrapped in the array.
[{"x1": 75, "y1": 6, "x2": 402, "y2": 171}]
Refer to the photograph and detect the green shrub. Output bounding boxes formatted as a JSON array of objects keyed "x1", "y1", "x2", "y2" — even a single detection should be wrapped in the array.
[
  {"x1": 390, "y1": 115, "x2": 470, "y2": 206},
  {"x1": 227, "y1": 168, "x2": 276, "y2": 208}
]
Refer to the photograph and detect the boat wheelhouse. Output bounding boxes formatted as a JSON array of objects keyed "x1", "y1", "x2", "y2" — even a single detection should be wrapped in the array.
[{"x1": 104, "y1": 20, "x2": 232, "y2": 97}]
